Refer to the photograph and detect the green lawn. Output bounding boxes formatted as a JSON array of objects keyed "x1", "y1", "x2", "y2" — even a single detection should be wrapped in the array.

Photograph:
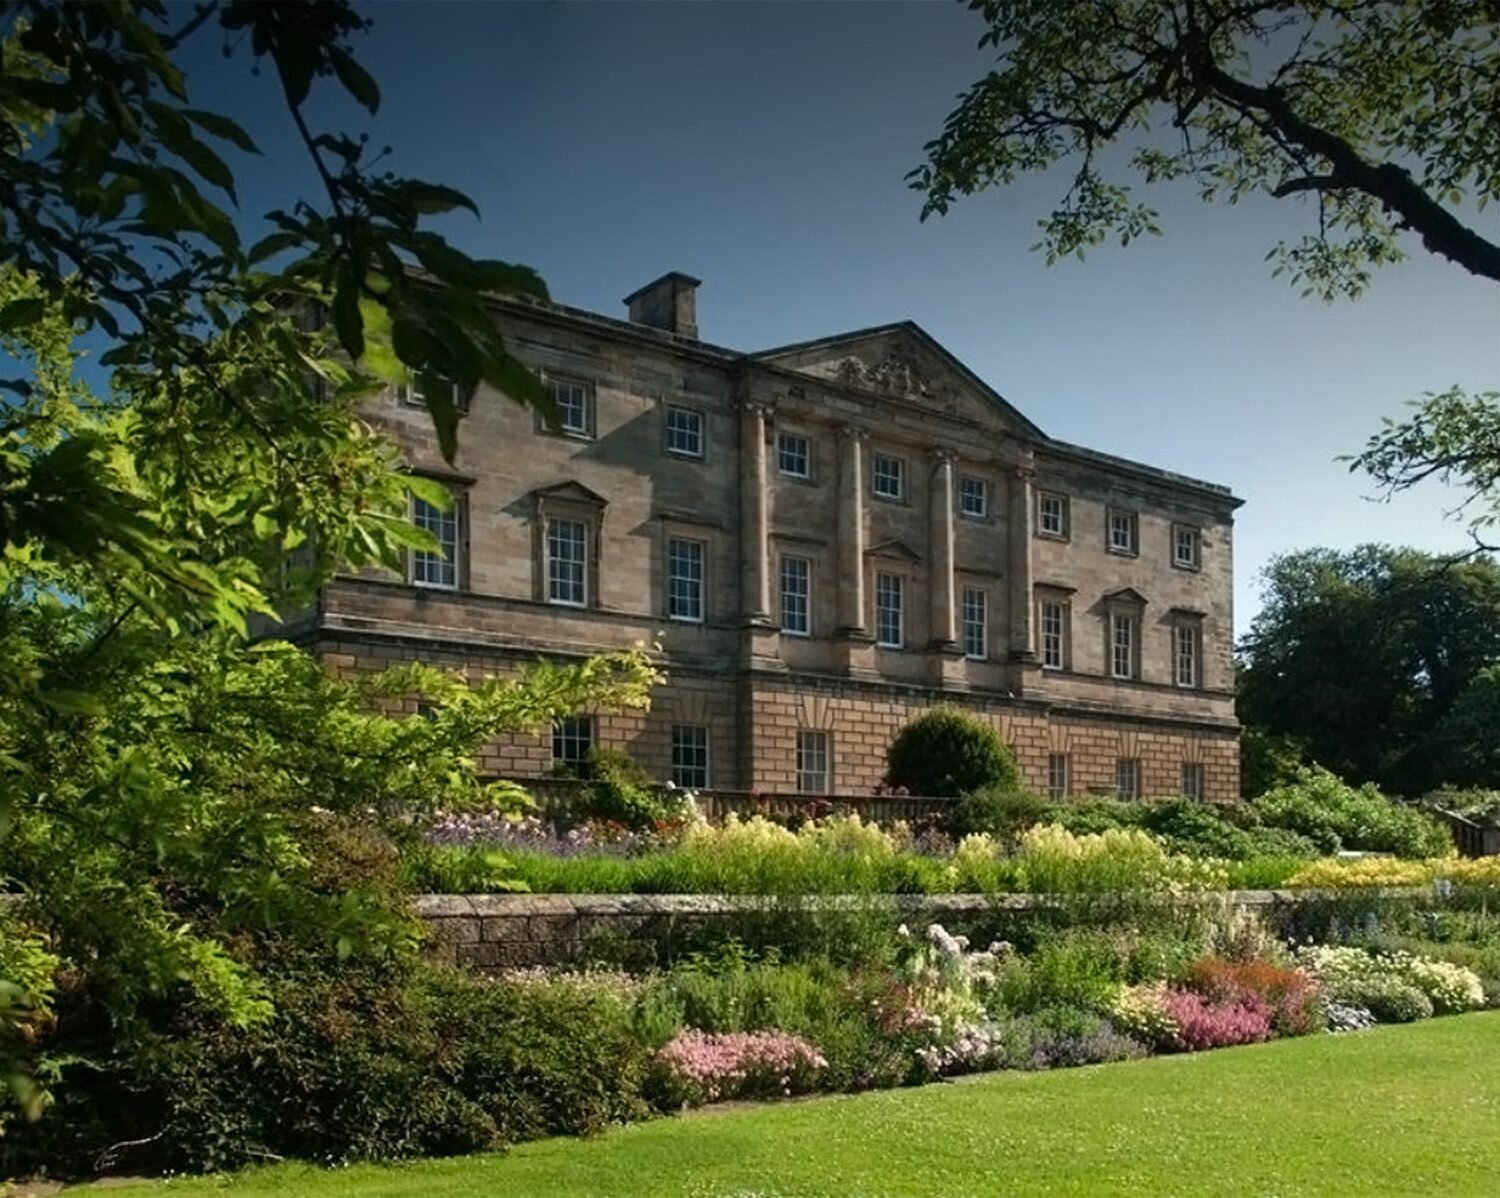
[{"x1": 77, "y1": 1013, "x2": 1500, "y2": 1198}]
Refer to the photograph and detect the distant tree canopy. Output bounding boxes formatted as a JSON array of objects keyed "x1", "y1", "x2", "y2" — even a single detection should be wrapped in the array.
[
  {"x1": 1238, "y1": 546, "x2": 1500, "y2": 796},
  {"x1": 911, "y1": 1, "x2": 1500, "y2": 299}
]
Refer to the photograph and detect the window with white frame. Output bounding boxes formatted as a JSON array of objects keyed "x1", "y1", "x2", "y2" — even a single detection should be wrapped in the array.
[
  {"x1": 875, "y1": 571, "x2": 904, "y2": 648},
  {"x1": 777, "y1": 431, "x2": 810, "y2": 479},
  {"x1": 546, "y1": 517, "x2": 588, "y2": 606},
  {"x1": 779, "y1": 555, "x2": 811, "y2": 635},
  {"x1": 1047, "y1": 753, "x2": 1071, "y2": 799},
  {"x1": 667, "y1": 537, "x2": 705, "y2": 622},
  {"x1": 1040, "y1": 599, "x2": 1067, "y2": 670},
  {"x1": 1038, "y1": 491, "x2": 1069, "y2": 538},
  {"x1": 872, "y1": 452, "x2": 905, "y2": 501},
  {"x1": 796, "y1": 729, "x2": 830, "y2": 794},
  {"x1": 962, "y1": 586, "x2": 987, "y2": 660},
  {"x1": 548, "y1": 377, "x2": 591, "y2": 437},
  {"x1": 665, "y1": 406, "x2": 703, "y2": 458},
  {"x1": 671, "y1": 724, "x2": 709, "y2": 789},
  {"x1": 552, "y1": 716, "x2": 594, "y2": 770},
  {"x1": 1107, "y1": 508, "x2": 1138, "y2": 555},
  {"x1": 1173, "y1": 524, "x2": 1202, "y2": 570},
  {"x1": 958, "y1": 476, "x2": 988, "y2": 518},
  {"x1": 1115, "y1": 757, "x2": 1140, "y2": 800},
  {"x1": 410, "y1": 493, "x2": 459, "y2": 590},
  {"x1": 401, "y1": 371, "x2": 464, "y2": 412},
  {"x1": 1110, "y1": 611, "x2": 1138, "y2": 680},
  {"x1": 1173, "y1": 622, "x2": 1200, "y2": 688},
  {"x1": 1181, "y1": 762, "x2": 1204, "y2": 800}
]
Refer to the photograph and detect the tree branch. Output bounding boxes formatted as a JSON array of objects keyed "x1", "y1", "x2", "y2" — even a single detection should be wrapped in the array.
[
  {"x1": 1272, "y1": 174, "x2": 1344, "y2": 197},
  {"x1": 1188, "y1": 54, "x2": 1500, "y2": 282}
]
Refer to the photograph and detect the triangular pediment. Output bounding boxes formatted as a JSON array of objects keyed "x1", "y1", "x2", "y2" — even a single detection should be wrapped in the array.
[
  {"x1": 752, "y1": 322, "x2": 1042, "y2": 439},
  {"x1": 1106, "y1": 587, "x2": 1149, "y2": 606},
  {"x1": 532, "y1": 480, "x2": 609, "y2": 508},
  {"x1": 866, "y1": 538, "x2": 922, "y2": 563}
]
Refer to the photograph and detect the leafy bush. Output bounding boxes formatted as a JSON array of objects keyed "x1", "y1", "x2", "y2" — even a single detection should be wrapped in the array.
[
  {"x1": 885, "y1": 708, "x2": 1021, "y2": 798},
  {"x1": 4, "y1": 956, "x2": 654, "y2": 1177},
  {"x1": 1107, "y1": 985, "x2": 1180, "y2": 1045},
  {"x1": 1387, "y1": 954, "x2": 1486, "y2": 1014},
  {"x1": 426, "y1": 970, "x2": 651, "y2": 1141},
  {"x1": 575, "y1": 748, "x2": 677, "y2": 830},
  {"x1": 1254, "y1": 767, "x2": 1452, "y2": 858},
  {"x1": 1185, "y1": 956, "x2": 1322, "y2": 1035},
  {"x1": 990, "y1": 933, "x2": 1124, "y2": 1015},
  {"x1": 1158, "y1": 988, "x2": 1274, "y2": 1051},
  {"x1": 1291, "y1": 945, "x2": 1468, "y2": 1023},
  {"x1": 949, "y1": 785, "x2": 1049, "y2": 840},
  {"x1": 1339, "y1": 976, "x2": 1434, "y2": 1023}
]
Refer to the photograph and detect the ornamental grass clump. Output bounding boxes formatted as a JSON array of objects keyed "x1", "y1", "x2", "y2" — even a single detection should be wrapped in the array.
[{"x1": 650, "y1": 1030, "x2": 827, "y2": 1107}]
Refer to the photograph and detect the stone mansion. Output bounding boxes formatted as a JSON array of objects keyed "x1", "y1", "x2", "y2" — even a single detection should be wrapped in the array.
[{"x1": 298, "y1": 272, "x2": 1243, "y2": 800}]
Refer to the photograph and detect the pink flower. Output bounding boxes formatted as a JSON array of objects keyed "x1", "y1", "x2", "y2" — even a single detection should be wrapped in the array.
[
  {"x1": 1158, "y1": 988, "x2": 1272, "y2": 1052},
  {"x1": 654, "y1": 1030, "x2": 827, "y2": 1104}
]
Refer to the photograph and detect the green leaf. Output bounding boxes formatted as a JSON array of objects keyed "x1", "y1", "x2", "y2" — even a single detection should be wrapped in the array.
[
  {"x1": 38, "y1": 689, "x2": 107, "y2": 718},
  {"x1": 424, "y1": 377, "x2": 460, "y2": 464},
  {"x1": 485, "y1": 351, "x2": 547, "y2": 411},
  {"x1": 247, "y1": 231, "x2": 304, "y2": 265},
  {"x1": 173, "y1": 135, "x2": 238, "y2": 203},
  {"x1": 396, "y1": 182, "x2": 479, "y2": 218},
  {"x1": 182, "y1": 109, "x2": 261, "y2": 155},
  {"x1": 329, "y1": 46, "x2": 380, "y2": 114},
  {"x1": 332, "y1": 263, "x2": 364, "y2": 360},
  {"x1": 0, "y1": 297, "x2": 48, "y2": 332}
]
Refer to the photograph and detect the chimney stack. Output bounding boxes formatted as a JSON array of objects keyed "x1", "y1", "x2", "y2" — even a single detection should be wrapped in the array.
[{"x1": 623, "y1": 271, "x2": 700, "y2": 339}]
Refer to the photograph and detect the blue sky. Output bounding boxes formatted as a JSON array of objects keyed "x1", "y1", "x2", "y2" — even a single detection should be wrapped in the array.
[{"x1": 185, "y1": 1, "x2": 1499, "y2": 633}]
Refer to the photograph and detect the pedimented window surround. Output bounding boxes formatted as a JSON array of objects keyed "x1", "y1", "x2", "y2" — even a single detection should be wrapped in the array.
[{"x1": 531, "y1": 481, "x2": 607, "y2": 608}]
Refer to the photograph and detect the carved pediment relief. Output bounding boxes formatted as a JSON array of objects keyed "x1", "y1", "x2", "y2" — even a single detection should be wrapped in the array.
[{"x1": 754, "y1": 322, "x2": 1044, "y2": 437}]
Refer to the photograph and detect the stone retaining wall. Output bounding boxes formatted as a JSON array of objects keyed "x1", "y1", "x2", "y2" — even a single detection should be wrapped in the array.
[{"x1": 415, "y1": 890, "x2": 1363, "y2": 971}]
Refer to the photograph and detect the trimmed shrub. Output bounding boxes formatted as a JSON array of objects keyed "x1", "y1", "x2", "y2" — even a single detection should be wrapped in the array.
[
  {"x1": 885, "y1": 708, "x2": 1020, "y2": 798},
  {"x1": 949, "y1": 785, "x2": 1049, "y2": 840}
]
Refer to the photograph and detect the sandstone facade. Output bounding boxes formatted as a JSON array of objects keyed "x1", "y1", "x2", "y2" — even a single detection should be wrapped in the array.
[{"x1": 292, "y1": 273, "x2": 1243, "y2": 799}]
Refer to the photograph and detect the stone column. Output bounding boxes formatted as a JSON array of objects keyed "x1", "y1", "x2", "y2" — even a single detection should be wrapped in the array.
[
  {"x1": 740, "y1": 399, "x2": 772, "y2": 623},
  {"x1": 928, "y1": 448, "x2": 957, "y2": 648},
  {"x1": 1008, "y1": 462, "x2": 1037, "y2": 661},
  {"x1": 836, "y1": 425, "x2": 867, "y2": 635}
]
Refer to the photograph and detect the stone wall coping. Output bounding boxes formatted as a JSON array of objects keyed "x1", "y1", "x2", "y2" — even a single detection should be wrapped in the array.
[{"x1": 412, "y1": 887, "x2": 1428, "y2": 919}]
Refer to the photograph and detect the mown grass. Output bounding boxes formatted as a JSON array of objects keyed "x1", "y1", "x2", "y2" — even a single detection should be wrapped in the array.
[{"x1": 81, "y1": 1011, "x2": 1500, "y2": 1197}]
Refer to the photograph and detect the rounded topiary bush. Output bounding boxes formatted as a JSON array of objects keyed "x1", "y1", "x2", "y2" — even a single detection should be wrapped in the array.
[{"x1": 885, "y1": 708, "x2": 1020, "y2": 798}]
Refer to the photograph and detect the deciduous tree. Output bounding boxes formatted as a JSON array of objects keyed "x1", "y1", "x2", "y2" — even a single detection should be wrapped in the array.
[
  {"x1": 911, "y1": 1, "x2": 1500, "y2": 299},
  {"x1": 1238, "y1": 546, "x2": 1500, "y2": 794}
]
